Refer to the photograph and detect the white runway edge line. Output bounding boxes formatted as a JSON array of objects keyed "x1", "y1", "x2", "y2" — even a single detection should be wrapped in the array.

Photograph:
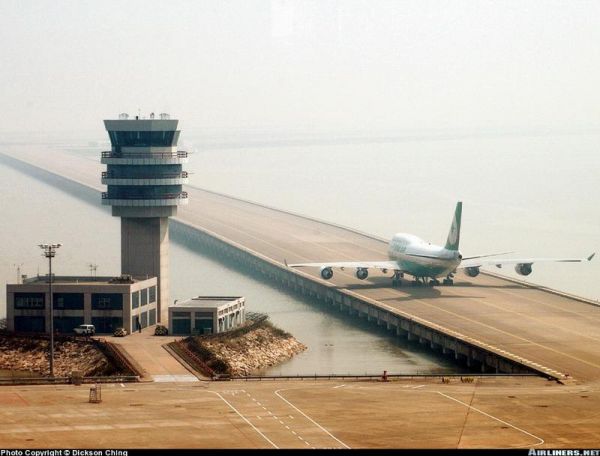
[
  {"x1": 275, "y1": 388, "x2": 351, "y2": 449},
  {"x1": 211, "y1": 392, "x2": 278, "y2": 449},
  {"x1": 437, "y1": 392, "x2": 544, "y2": 448}
]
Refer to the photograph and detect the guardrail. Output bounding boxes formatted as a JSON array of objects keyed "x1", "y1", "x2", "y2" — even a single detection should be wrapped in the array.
[
  {"x1": 102, "y1": 191, "x2": 188, "y2": 199},
  {"x1": 171, "y1": 340, "x2": 216, "y2": 377},
  {"x1": 101, "y1": 151, "x2": 188, "y2": 158},
  {"x1": 95, "y1": 340, "x2": 142, "y2": 378}
]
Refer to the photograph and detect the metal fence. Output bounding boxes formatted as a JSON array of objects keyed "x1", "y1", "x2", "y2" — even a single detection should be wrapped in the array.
[
  {"x1": 231, "y1": 373, "x2": 538, "y2": 381},
  {"x1": 0, "y1": 375, "x2": 139, "y2": 386}
]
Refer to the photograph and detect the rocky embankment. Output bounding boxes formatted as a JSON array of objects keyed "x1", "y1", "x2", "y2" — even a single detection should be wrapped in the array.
[
  {"x1": 185, "y1": 319, "x2": 306, "y2": 376},
  {"x1": 0, "y1": 335, "x2": 116, "y2": 377}
]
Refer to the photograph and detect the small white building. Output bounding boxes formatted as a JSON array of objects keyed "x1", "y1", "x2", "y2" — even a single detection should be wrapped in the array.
[{"x1": 168, "y1": 296, "x2": 245, "y2": 336}]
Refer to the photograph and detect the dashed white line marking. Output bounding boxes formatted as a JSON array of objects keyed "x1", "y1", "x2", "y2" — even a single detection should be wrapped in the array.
[
  {"x1": 412, "y1": 385, "x2": 425, "y2": 389},
  {"x1": 275, "y1": 388, "x2": 351, "y2": 449},
  {"x1": 333, "y1": 384, "x2": 346, "y2": 389},
  {"x1": 212, "y1": 392, "x2": 278, "y2": 449}
]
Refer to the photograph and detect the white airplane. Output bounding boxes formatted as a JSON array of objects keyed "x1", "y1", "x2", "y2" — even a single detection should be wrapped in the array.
[{"x1": 287, "y1": 202, "x2": 595, "y2": 286}]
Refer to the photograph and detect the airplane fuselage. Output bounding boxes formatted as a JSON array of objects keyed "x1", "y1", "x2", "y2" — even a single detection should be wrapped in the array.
[{"x1": 388, "y1": 233, "x2": 461, "y2": 279}]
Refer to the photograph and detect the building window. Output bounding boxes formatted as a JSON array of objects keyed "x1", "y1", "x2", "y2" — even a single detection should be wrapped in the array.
[
  {"x1": 149, "y1": 309, "x2": 156, "y2": 326},
  {"x1": 53, "y1": 316, "x2": 84, "y2": 334},
  {"x1": 14, "y1": 293, "x2": 45, "y2": 309},
  {"x1": 92, "y1": 317, "x2": 123, "y2": 334},
  {"x1": 132, "y1": 291, "x2": 139, "y2": 309},
  {"x1": 53, "y1": 293, "x2": 84, "y2": 310},
  {"x1": 109, "y1": 130, "x2": 177, "y2": 147},
  {"x1": 172, "y1": 311, "x2": 190, "y2": 318},
  {"x1": 148, "y1": 286, "x2": 156, "y2": 304},
  {"x1": 194, "y1": 311, "x2": 213, "y2": 319},
  {"x1": 92, "y1": 293, "x2": 123, "y2": 310},
  {"x1": 141, "y1": 289, "x2": 148, "y2": 306}
]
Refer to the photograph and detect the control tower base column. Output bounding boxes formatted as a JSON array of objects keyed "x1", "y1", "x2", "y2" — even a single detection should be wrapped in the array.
[{"x1": 121, "y1": 217, "x2": 169, "y2": 323}]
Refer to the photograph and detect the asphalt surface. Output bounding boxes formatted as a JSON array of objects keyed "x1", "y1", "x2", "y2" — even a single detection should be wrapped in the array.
[{"x1": 0, "y1": 377, "x2": 597, "y2": 448}]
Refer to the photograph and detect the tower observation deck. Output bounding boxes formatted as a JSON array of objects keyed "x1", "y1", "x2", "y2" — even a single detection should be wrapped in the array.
[{"x1": 101, "y1": 113, "x2": 188, "y2": 323}]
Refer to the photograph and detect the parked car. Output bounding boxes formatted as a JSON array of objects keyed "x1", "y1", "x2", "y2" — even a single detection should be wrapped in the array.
[
  {"x1": 113, "y1": 327, "x2": 127, "y2": 337},
  {"x1": 73, "y1": 324, "x2": 95, "y2": 336}
]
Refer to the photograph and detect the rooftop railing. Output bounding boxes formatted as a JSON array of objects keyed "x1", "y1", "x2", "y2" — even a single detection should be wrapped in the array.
[
  {"x1": 101, "y1": 151, "x2": 188, "y2": 159},
  {"x1": 102, "y1": 171, "x2": 188, "y2": 179},
  {"x1": 102, "y1": 191, "x2": 188, "y2": 200}
]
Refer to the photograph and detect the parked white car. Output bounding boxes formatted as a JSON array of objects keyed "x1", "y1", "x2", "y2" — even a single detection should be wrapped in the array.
[{"x1": 73, "y1": 324, "x2": 95, "y2": 336}]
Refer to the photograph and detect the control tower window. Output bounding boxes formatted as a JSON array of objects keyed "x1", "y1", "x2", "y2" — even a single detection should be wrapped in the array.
[{"x1": 108, "y1": 130, "x2": 177, "y2": 147}]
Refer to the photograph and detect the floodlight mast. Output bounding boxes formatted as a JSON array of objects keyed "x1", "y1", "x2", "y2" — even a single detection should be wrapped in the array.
[{"x1": 38, "y1": 243, "x2": 62, "y2": 377}]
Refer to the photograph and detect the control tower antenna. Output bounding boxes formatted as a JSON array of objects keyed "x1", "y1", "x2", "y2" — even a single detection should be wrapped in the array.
[
  {"x1": 101, "y1": 112, "x2": 189, "y2": 323},
  {"x1": 87, "y1": 263, "x2": 98, "y2": 278},
  {"x1": 12, "y1": 263, "x2": 24, "y2": 284}
]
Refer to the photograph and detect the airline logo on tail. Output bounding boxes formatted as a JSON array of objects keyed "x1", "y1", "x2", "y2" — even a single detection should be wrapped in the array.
[{"x1": 445, "y1": 202, "x2": 462, "y2": 251}]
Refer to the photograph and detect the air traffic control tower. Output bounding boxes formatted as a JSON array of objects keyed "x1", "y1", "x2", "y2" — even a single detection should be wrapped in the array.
[{"x1": 101, "y1": 113, "x2": 188, "y2": 323}]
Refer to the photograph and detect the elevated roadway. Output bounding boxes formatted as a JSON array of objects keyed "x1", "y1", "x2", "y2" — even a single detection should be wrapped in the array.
[{"x1": 2, "y1": 146, "x2": 600, "y2": 383}]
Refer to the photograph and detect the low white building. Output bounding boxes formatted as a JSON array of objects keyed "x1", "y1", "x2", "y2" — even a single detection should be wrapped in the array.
[{"x1": 168, "y1": 296, "x2": 245, "y2": 336}]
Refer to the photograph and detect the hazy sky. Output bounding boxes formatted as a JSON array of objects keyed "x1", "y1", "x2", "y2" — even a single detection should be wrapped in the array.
[{"x1": 1, "y1": 0, "x2": 599, "y2": 133}]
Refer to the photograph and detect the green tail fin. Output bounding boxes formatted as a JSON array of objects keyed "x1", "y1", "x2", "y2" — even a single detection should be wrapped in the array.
[{"x1": 445, "y1": 202, "x2": 462, "y2": 251}]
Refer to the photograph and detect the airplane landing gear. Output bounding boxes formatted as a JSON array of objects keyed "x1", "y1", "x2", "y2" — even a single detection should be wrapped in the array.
[
  {"x1": 392, "y1": 270, "x2": 403, "y2": 287},
  {"x1": 412, "y1": 277, "x2": 427, "y2": 287},
  {"x1": 442, "y1": 272, "x2": 455, "y2": 286},
  {"x1": 442, "y1": 274, "x2": 454, "y2": 286}
]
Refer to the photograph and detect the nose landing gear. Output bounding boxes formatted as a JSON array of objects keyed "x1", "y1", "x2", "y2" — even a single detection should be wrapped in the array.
[
  {"x1": 392, "y1": 270, "x2": 404, "y2": 287},
  {"x1": 442, "y1": 273, "x2": 455, "y2": 286}
]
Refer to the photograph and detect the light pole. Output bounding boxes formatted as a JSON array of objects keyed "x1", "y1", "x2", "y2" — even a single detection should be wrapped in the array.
[{"x1": 39, "y1": 243, "x2": 61, "y2": 377}]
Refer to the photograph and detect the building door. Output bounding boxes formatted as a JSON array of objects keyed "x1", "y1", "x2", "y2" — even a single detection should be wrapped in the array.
[{"x1": 172, "y1": 318, "x2": 191, "y2": 336}]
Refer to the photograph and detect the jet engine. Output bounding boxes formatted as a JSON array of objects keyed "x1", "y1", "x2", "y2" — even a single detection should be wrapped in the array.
[
  {"x1": 356, "y1": 268, "x2": 369, "y2": 280},
  {"x1": 465, "y1": 266, "x2": 480, "y2": 277},
  {"x1": 515, "y1": 263, "x2": 533, "y2": 276},
  {"x1": 320, "y1": 266, "x2": 334, "y2": 280}
]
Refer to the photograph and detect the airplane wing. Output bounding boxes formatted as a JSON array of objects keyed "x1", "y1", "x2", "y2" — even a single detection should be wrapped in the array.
[
  {"x1": 286, "y1": 260, "x2": 402, "y2": 271},
  {"x1": 459, "y1": 253, "x2": 595, "y2": 269}
]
